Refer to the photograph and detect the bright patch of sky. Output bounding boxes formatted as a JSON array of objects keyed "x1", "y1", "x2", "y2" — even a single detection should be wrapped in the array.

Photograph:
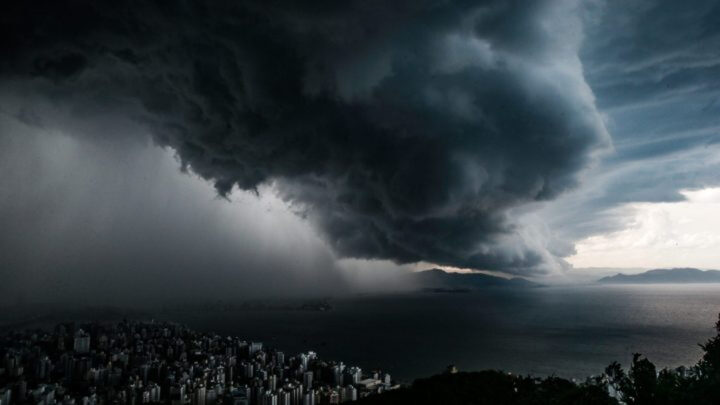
[{"x1": 569, "y1": 188, "x2": 720, "y2": 269}]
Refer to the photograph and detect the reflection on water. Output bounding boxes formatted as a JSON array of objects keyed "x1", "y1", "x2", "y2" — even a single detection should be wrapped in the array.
[{"x1": 172, "y1": 285, "x2": 720, "y2": 381}]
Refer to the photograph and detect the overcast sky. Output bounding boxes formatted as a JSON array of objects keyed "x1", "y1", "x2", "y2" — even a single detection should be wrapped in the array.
[{"x1": 1, "y1": 0, "x2": 719, "y2": 304}]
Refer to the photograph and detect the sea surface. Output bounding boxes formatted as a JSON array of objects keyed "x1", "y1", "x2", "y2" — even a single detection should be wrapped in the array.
[{"x1": 169, "y1": 285, "x2": 720, "y2": 382}]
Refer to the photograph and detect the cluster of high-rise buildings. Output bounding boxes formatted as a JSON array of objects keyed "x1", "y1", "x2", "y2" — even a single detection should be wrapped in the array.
[{"x1": 0, "y1": 320, "x2": 396, "y2": 405}]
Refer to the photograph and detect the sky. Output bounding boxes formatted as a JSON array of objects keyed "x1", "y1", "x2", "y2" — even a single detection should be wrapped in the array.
[{"x1": 0, "y1": 0, "x2": 719, "y2": 304}]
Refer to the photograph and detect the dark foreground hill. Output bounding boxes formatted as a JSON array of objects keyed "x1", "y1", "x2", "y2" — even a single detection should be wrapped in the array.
[
  {"x1": 598, "y1": 267, "x2": 720, "y2": 284},
  {"x1": 413, "y1": 268, "x2": 540, "y2": 291},
  {"x1": 357, "y1": 371, "x2": 614, "y2": 405}
]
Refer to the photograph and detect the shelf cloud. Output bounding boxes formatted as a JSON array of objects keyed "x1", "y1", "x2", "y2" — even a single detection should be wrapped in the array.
[{"x1": 1, "y1": 0, "x2": 609, "y2": 275}]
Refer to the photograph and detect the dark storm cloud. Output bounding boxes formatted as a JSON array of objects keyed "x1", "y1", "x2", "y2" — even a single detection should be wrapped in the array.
[{"x1": 0, "y1": 0, "x2": 608, "y2": 274}]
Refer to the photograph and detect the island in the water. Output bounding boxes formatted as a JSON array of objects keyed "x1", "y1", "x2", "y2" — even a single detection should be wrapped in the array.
[
  {"x1": 598, "y1": 267, "x2": 720, "y2": 284},
  {"x1": 412, "y1": 268, "x2": 540, "y2": 291}
]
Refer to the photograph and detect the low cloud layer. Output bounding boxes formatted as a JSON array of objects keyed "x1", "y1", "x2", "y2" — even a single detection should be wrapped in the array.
[{"x1": 0, "y1": 0, "x2": 610, "y2": 276}]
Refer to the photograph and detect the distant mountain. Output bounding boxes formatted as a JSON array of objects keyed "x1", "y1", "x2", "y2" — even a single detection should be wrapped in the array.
[
  {"x1": 412, "y1": 269, "x2": 541, "y2": 290},
  {"x1": 598, "y1": 268, "x2": 720, "y2": 284}
]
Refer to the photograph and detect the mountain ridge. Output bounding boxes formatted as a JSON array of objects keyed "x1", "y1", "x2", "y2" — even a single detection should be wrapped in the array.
[
  {"x1": 598, "y1": 267, "x2": 720, "y2": 284},
  {"x1": 412, "y1": 268, "x2": 541, "y2": 290}
]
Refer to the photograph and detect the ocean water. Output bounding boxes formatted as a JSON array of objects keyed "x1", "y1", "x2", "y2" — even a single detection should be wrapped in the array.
[{"x1": 171, "y1": 285, "x2": 720, "y2": 381}]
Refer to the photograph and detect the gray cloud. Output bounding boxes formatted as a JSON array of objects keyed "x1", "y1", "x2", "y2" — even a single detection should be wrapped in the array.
[
  {"x1": 583, "y1": 0, "x2": 720, "y2": 110},
  {"x1": 582, "y1": 0, "x2": 720, "y2": 158},
  {"x1": 1, "y1": 0, "x2": 609, "y2": 275},
  {"x1": 537, "y1": 0, "x2": 720, "y2": 250}
]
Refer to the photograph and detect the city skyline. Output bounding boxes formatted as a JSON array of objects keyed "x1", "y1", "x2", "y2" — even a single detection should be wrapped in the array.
[{"x1": 0, "y1": 319, "x2": 393, "y2": 405}]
